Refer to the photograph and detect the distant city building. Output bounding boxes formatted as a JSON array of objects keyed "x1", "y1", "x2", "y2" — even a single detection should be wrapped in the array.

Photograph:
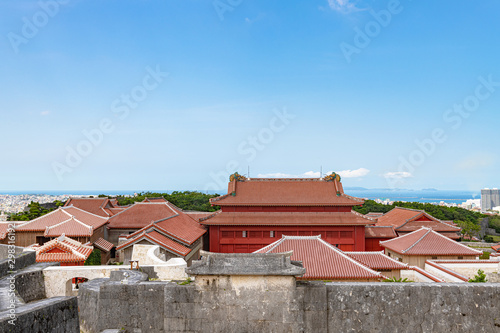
[
  {"x1": 481, "y1": 188, "x2": 500, "y2": 211},
  {"x1": 0, "y1": 212, "x2": 7, "y2": 222}
]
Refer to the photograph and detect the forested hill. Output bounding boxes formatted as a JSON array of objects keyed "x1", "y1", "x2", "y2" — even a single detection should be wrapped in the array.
[
  {"x1": 113, "y1": 191, "x2": 220, "y2": 212},
  {"x1": 353, "y1": 200, "x2": 485, "y2": 224}
]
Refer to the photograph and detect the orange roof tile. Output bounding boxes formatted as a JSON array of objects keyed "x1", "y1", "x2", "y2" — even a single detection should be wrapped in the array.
[
  {"x1": 93, "y1": 237, "x2": 114, "y2": 252},
  {"x1": 116, "y1": 230, "x2": 191, "y2": 256},
  {"x1": 126, "y1": 212, "x2": 206, "y2": 246},
  {"x1": 64, "y1": 197, "x2": 113, "y2": 217},
  {"x1": 364, "y1": 226, "x2": 397, "y2": 239},
  {"x1": 15, "y1": 207, "x2": 107, "y2": 237},
  {"x1": 380, "y1": 227, "x2": 482, "y2": 256},
  {"x1": 201, "y1": 211, "x2": 374, "y2": 226},
  {"x1": 376, "y1": 207, "x2": 427, "y2": 228},
  {"x1": 210, "y1": 178, "x2": 364, "y2": 207},
  {"x1": 44, "y1": 217, "x2": 93, "y2": 237},
  {"x1": 0, "y1": 222, "x2": 21, "y2": 240},
  {"x1": 376, "y1": 207, "x2": 461, "y2": 236},
  {"x1": 107, "y1": 202, "x2": 177, "y2": 229},
  {"x1": 254, "y1": 235, "x2": 382, "y2": 280},
  {"x1": 30, "y1": 235, "x2": 93, "y2": 263},
  {"x1": 185, "y1": 211, "x2": 219, "y2": 222},
  {"x1": 345, "y1": 251, "x2": 408, "y2": 270},
  {"x1": 491, "y1": 244, "x2": 500, "y2": 252}
]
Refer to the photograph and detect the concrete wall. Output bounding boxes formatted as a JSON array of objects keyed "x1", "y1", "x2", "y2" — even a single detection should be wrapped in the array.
[
  {"x1": 0, "y1": 249, "x2": 36, "y2": 279},
  {"x1": 43, "y1": 261, "x2": 188, "y2": 297},
  {"x1": 0, "y1": 296, "x2": 79, "y2": 333},
  {"x1": 79, "y1": 275, "x2": 500, "y2": 333}
]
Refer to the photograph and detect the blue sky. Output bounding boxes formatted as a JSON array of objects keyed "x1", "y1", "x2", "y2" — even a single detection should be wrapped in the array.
[{"x1": 0, "y1": 0, "x2": 499, "y2": 192}]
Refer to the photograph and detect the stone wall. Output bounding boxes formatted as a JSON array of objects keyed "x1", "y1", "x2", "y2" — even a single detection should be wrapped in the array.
[
  {"x1": 79, "y1": 275, "x2": 500, "y2": 333},
  {"x1": 0, "y1": 247, "x2": 36, "y2": 279},
  {"x1": 0, "y1": 296, "x2": 79, "y2": 333}
]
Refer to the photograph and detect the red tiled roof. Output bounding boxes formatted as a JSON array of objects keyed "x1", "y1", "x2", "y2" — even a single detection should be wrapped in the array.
[
  {"x1": 345, "y1": 251, "x2": 408, "y2": 270},
  {"x1": 376, "y1": 207, "x2": 461, "y2": 239},
  {"x1": 116, "y1": 230, "x2": 191, "y2": 256},
  {"x1": 44, "y1": 217, "x2": 93, "y2": 237},
  {"x1": 15, "y1": 207, "x2": 108, "y2": 236},
  {"x1": 30, "y1": 235, "x2": 93, "y2": 263},
  {"x1": 210, "y1": 178, "x2": 364, "y2": 207},
  {"x1": 254, "y1": 235, "x2": 382, "y2": 280},
  {"x1": 64, "y1": 197, "x2": 114, "y2": 217},
  {"x1": 185, "y1": 211, "x2": 219, "y2": 222},
  {"x1": 365, "y1": 226, "x2": 397, "y2": 239},
  {"x1": 376, "y1": 207, "x2": 423, "y2": 228},
  {"x1": 107, "y1": 202, "x2": 177, "y2": 229},
  {"x1": 0, "y1": 222, "x2": 21, "y2": 240},
  {"x1": 93, "y1": 237, "x2": 114, "y2": 252},
  {"x1": 380, "y1": 227, "x2": 483, "y2": 256},
  {"x1": 492, "y1": 244, "x2": 500, "y2": 252},
  {"x1": 126, "y1": 213, "x2": 206, "y2": 245},
  {"x1": 200, "y1": 211, "x2": 374, "y2": 226}
]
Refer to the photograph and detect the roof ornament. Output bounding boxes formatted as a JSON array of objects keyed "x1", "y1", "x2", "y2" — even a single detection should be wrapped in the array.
[
  {"x1": 229, "y1": 172, "x2": 247, "y2": 182},
  {"x1": 324, "y1": 172, "x2": 341, "y2": 182}
]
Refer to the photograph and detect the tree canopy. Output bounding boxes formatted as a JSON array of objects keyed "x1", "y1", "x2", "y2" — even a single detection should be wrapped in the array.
[
  {"x1": 353, "y1": 200, "x2": 485, "y2": 224},
  {"x1": 115, "y1": 191, "x2": 220, "y2": 212}
]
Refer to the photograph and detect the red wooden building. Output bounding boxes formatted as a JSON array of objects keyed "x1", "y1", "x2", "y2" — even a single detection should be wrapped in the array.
[{"x1": 201, "y1": 173, "x2": 375, "y2": 253}]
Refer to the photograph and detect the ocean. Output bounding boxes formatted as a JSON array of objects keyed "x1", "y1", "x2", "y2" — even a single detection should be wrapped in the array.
[{"x1": 0, "y1": 189, "x2": 480, "y2": 205}]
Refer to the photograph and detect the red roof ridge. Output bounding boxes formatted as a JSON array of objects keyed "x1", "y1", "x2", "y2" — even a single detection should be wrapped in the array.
[
  {"x1": 198, "y1": 210, "x2": 221, "y2": 222},
  {"x1": 351, "y1": 210, "x2": 376, "y2": 222},
  {"x1": 268, "y1": 235, "x2": 383, "y2": 277},
  {"x1": 116, "y1": 230, "x2": 190, "y2": 256},
  {"x1": 34, "y1": 234, "x2": 94, "y2": 261},
  {"x1": 15, "y1": 207, "x2": 64, "y2": 229},
  {"x1": 401, "y1": 227, "x2": 433, "y2": 254},
  {"x1": 345, "y1": 251, "x2": 409, "y2": 268},
  {"x1": 126, "y1": 213, "x2": 204, "y2": 245},
  {"x1": 44, "y1": 216, "x2": 93, "y2": 236},
  {"x1": 63, "y1": 205, "x2": 109, "y2": 220},
  {"x1": 210, "y1": 193, "x2": 231, "y2": 203},
  {"x1": 424, "y1": 260, "x2": 469, "y2": 282},
  {"x1": 395, "y1": 211, "x2": 461, "y2": 231},
  {"x1": 93, "y1": 237, "x2": 114, "y2": 252},
  {"x1": 427, "y1": 228, "x2": 483, "y2": 254},
  {"x1": 407, "y1": 265, "x2": 445, "y2": 282},
  {"x1": 380, "y1": 226, "x2": 427, "y2": 248}
]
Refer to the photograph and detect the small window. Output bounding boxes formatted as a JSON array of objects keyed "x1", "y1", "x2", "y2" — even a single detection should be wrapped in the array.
[
  {"x1": 458, "y1": 256, "x2": 463, "y2": 260},
  {"x1": 242, "y1": 231, "x2": 247, "y2": 238},
  {"x1": 432, "y1": 256, "x2": 438, "y2": 260},
  {"x1": 398, "y1": 258, "x2": 403, "y2": 262},
  {"x1": 270, "y1": 231, "x2": 275, "y2": 238}
]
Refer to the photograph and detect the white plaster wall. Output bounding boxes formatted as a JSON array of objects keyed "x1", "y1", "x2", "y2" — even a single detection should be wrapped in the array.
[
  {"x1": 400, "y1": 269, "x2": 435, "y2": 283},
  {"x1": 437, "y1": 262, "x2": 500, "y2": 278},
  {"x1": 43, "y1": 259, "x2": 188, "y2": 297},
  {"x1": 43, "y1": 265, "x2": 126, "y2": 297},
  {"x1": 424, "y1": 265, "x2": 465, "y2": 282}
]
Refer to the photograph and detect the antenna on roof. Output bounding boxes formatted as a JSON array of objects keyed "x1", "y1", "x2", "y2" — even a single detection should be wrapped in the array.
[
  {"x1": 248, "y1": 165, "x2": 250, "y2": 178},
  {"x1": 320, "y1": 166, "x2": 323, "y2": 178}
]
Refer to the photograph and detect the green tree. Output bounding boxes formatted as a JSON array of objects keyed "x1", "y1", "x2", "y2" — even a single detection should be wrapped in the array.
[
  {"x1": 469, "y1": 269, "x2": 487, "y2": 283},
  {"x1": 84, "y1": 249, "x2": 102, "y2": 265},
  {"x1": 455, "y1": 220, "x2": 481, "y2": 241}
]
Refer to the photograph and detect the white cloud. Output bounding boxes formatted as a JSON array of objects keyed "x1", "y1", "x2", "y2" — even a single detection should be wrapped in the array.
[
  {"x1": 40, "y1": 111, "x2": 50, "y2": 116},
  {"x1": 338, "y1": 168, "x2": 370, "y2": 178},
  {"x1": 327, "y1": 0, "x2": 357, "y2": 12},
  {"x1": 383, "y1": 171, "x2": 413, "y2": 179},
  {"x1": 256, "y1": 168, "x2": 370, "y2": 179}
]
